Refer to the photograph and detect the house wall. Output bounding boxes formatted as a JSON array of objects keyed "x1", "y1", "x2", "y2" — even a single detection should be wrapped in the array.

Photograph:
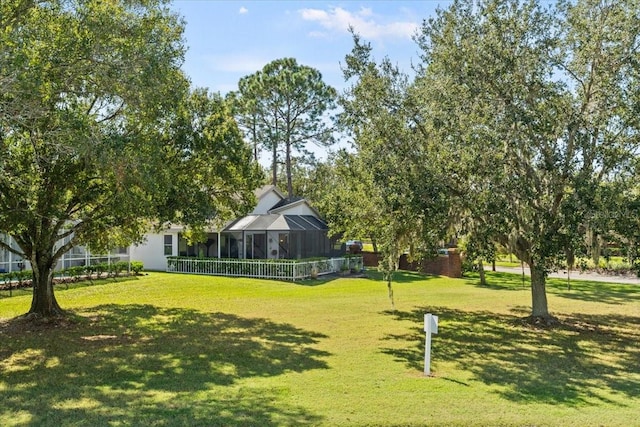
[
  {"x1": 130, "y1": 231, "x2": 179, "y2": 271},
  {"x1": 253, "y1": 191, "x2": 283, "y2": 214},
  {"x1": 0, "y1": 233, "x2": 27, "y2": 273},
  {"x1": 1, "y1": 232, "x2": 131, "y2": 273}
]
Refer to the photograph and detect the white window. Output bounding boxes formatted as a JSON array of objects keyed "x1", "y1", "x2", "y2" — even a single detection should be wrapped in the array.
[{"x1": 164, "y1": 235, "x2": 173, "y2": 256}]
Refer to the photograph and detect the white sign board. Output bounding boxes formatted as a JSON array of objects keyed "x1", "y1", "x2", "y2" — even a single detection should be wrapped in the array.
[
  {"x1": 424, "y1": 314, "x2": 438, "y2": 334},
  {"x1": 424, "y1": 313, "x2": 438, "y2": 376}
]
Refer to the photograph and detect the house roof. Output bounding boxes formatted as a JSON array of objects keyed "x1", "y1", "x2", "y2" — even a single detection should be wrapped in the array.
[
  {"x1": 253, "y1": 185, "x2": 323, "y2": 218},
  {"x1": 268, "y1": 196, "x2": 305, "y2": 212},
  {"x1": 254, "y1": 184, "x2": 285, "y2": 201},
  {"x1": 224, "y1": 214, "x2": 328, "y2": 232}
]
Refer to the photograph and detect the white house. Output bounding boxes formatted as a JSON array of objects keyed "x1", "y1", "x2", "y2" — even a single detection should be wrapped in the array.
[
  {"x1": 130, "y1": 185, "x2": 341, "y2": 271},
  {"x1": 0, "y1": 186, "x2": 339, "y2": 273},
  {"x1": 0, "y1": 232, "x2": 129, "y2": 274}
]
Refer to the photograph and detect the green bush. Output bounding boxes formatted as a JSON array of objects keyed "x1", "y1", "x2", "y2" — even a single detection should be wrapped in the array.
[
  {"x1": 605, "y1": 247, "x2": 623, "y2": 257},
  {"x1": 94, "y1": 263, "x2": 109, "y2": 277},
  {"x1": 131, "y1": 261, "x2": 144, "y2": 274},
  {"x1": 632, "y1": 261, "x2": 640, "y2": 278},
  {"x1": 0, "y1": 272, "x2": 10, "y2": 285},
  {"x1": 65, "y1": 266, "x2": 85, "y2": 281},
  {"x1": 0, "y1": 270, "x2": 31, "y2": 288},
  {"x1": 111, "y1": 261, "x2": 129, "y2": 277},
  {"x1": 15, "y1": 270, "x2": 30, "y2": 284}
]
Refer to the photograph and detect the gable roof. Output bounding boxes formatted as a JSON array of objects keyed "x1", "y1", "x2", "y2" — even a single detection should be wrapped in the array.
[
  {"x1": 224, "y1": 214, "x2": 328, "y2": 232},
  {"x1": 252, "y1": 185, "x2": 322, "y2": 218},
  {"x1": 254, "y1": 185, "x2": 285, "y2": 201},
  {"x1": 269, "y1": 196, "x2": 304, "y2": 211},
  {"x1": 269, "y1": 197, "x2": 322, "y2": 218}
]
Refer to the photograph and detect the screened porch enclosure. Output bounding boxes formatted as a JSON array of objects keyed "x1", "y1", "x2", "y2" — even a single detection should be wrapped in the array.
[
  {"x1": 176, "y1": 214, "x2": 336, "y2": 260},
  {"x1": 278, "y1": 230, "x2": 331, "y2": 259},
  {"x1": 0, "y1": 232, "x2": 130, "y2": 273},
  {"x1": 177, "y1": 232, "x2": 243, "y2": 258}
]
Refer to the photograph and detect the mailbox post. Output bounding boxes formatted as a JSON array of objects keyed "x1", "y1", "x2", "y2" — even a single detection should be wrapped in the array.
[{"x1": 424, "y1": 313, "x2": 438, "y2": 376}]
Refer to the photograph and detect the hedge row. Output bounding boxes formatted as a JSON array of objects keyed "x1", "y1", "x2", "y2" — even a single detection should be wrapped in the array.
[{"x1": 0, "y1": 261, "x2": 144, "y2": 288}]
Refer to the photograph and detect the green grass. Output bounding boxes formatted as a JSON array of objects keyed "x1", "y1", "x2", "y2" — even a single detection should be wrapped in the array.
[
  {"x1": 494, "y1": 254, "x2": 524, "y2": 268},
  {"x1": 494, "y1": 254, "x2": 637, "y2": 272},
  {"x1": 1, "y1": 271, "x2": 639, "y2": 426}
]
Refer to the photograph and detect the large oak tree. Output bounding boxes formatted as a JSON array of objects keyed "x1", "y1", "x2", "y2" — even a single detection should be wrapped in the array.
[
  {"x1": 341, "y1": 0, "x2": 640, "y2": 321},
  {"x1": 414, "y1": 0, "x2": 640, "y2": 322},
  {"x1": 0, "y1": 0, "x2": 260, "y2": 318}
]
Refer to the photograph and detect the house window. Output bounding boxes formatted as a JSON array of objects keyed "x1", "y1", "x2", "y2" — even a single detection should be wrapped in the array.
[{"x1": 164, "y1": 235, "x2": 173, "y2": 256}]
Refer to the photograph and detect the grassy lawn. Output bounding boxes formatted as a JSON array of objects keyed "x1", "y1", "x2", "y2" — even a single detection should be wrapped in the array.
[
  {"x1": 494, "y1": 254, "x2": 524, "y2": 268},
  {"x1": 1, "y1": 271, "x2": 639, "y2": 426},
  {"x1": 494, "y1": 254, "x2": 636, "y2": 271}
]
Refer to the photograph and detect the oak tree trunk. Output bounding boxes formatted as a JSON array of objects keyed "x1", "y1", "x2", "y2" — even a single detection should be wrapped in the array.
[
  {"x1": 27, "y1": 252, "x2": 64, "y2": 318},
  {"x1": 530, "y1": 263, "x2": 551, "y2": 321},
  {"x1": 478, "y1": 259, "x2": 486, "y2": 285}
]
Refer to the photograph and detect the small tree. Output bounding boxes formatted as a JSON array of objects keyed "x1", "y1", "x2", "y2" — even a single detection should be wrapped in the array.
[{"x1": 339, "y1": 33, "x2": 454, "y2": 308}]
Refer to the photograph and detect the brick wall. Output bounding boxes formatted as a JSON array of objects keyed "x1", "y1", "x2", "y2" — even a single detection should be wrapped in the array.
[
  {"x1": 362, "y1": 252, "x2": 383, "y2": 267},
  {"x1": 362, "y1": 249, "x2": 462, "y2": 278}
]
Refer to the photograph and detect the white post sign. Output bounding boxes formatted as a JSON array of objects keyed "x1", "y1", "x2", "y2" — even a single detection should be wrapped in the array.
[{"x1": 424, "y1": 313, "x2": 438, "y2": 376}]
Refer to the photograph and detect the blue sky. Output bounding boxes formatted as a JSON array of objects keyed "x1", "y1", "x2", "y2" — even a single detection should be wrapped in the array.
[{"x1": 170, "y1": 1, "x2": 452, "y2": 95}]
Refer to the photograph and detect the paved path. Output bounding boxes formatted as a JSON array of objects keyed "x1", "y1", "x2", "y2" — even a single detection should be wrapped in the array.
[{"x1": 487, "y1": 265, "x2": 640, "y2": 285}]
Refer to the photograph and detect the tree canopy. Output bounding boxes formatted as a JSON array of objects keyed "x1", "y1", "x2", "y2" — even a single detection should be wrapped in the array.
[
  {"x1": 340, "y1": 0, "x2": 640, "y2": 320},
  {"x1": 339, "y1": 33, "x2": 455, "y2": 307},
  {"x1": 0, "y1": 0, "x2": 261, "y2": 317},
  {"x1": 228, "y1": 58, "x2": 337, "y2": 198}
]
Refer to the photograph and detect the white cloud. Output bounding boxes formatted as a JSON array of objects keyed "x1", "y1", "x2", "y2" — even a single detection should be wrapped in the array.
[
  {"x1": 359, "y1": 7, "x2": 373, "y2": 17},
  {"x1": 239, "y1": 6, "x2": 248, "y2": 14},
  {"x1": 299, "y1": 6, "x2": 418, "y2": 40}
]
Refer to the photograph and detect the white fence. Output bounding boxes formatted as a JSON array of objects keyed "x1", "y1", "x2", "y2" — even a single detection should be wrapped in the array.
[{"x1": 166, "y1": 256, "x2": 363, "y2": 281}]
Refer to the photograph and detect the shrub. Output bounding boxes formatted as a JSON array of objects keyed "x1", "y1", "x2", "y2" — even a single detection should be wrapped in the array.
[
  {"x1": 111, "y1": 261, "x2": 129, "y2": 277},
  {"x1": 65, "y1": 266, "x2": 85, "y2": 282},
  {"x1": 0, "y1": 272, "x2": 10, "y2": 286},
  {"x1": 632, "y1": 261, "x2": 640, "y2": 278},
  {"x1": 93, "y1": 263, "x2": 108, "y2": 278},
  {"x1": 131, "y1": 261, "x2": 144, "y2": 274}
]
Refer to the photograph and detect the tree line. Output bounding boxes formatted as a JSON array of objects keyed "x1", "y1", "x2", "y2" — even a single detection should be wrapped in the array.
[
  {"x1": 306, "y1": 0, "x2": 640, "y2": 323},
  {"x1": 1, "y1": 0, "x2": 639, "y2": 323}
]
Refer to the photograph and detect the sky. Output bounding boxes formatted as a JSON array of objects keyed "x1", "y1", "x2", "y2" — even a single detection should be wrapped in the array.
[{"x1": 169, "y1": 1, "x2": 453, "y2": 95}]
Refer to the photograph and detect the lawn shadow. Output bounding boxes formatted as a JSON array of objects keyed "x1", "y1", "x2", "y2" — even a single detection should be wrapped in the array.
[
  {"x1": 464, "y1": 271, "x2": 532, "y2": 291},
  {"x1": 364, "y1": 269, "x2": 439, "y2": 284},
  {"x1": 546, "y1": 276, "x2": 640, "y2": 305},
  {"x1": 296, "y1": 272, "x2": 363, "y2": 286},
  {"x1": 297, "y1": 269, "x2": 436, "y2": 287},
  {"x1": 0, "y1": 304, "x2": 329, "y2": 425},
  {"x1": 381, "y1": 306, "x2": 640, "y2": 406},
  {"x1": 469, "y1": 271, "x2": 640, "y2": 305},
  {"x1": 0, "y1": 275, "x2": 142, "y2": 300}
]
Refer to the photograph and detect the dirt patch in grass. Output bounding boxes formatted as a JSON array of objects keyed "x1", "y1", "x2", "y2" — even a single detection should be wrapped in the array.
[{"x1": 0, "y1": 312, "x2": 82, "y2": 335}]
